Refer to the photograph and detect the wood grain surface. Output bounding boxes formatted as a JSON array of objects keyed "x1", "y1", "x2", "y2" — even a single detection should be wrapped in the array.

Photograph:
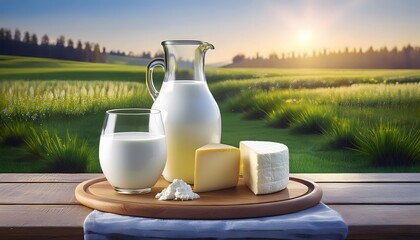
[
  {"x1": 0, "y1": 183, "x2": 80, "y2": 204},
  {"x1": 330, "y1": 205, "x2": 420, "y2": 240},
  {"x1": 1, "y1": 173, "x2": 419, "y2": 239},
  {"x1": 75, "y1": 176, "x2": 322, "y2": 219},
  {"x1": 294, "y1": 173, "x2": 420, "y2": 183},
  {"x1": 319, "y1": 182, "x2": 420, "y2": 204},
  {"x1": 3, "y1": 181, "x2": 420, "y2": 205},
  {"x1": 0, "y1": 173, "x2": 101, "y2": 183},
  {"x1": 0, "y1": 205, "x2": 92, "y2": 240},
  {"x1": 3, "y1": 173, "x2": 420, "y2": 183}
]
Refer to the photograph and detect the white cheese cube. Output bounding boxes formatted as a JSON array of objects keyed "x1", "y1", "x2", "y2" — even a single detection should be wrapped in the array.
[
  {"x1": 240, "y1": 141, "x2": 289, "y2": 195},
  {"x1": 194, "y1": 143, "x2": 240, "y2": 192}
]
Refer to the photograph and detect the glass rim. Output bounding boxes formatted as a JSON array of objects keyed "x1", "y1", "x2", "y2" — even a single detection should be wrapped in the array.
[
  {"x1": 105, "y1": 108, "x2": 161, "y2": 116},
  {"x1": 162, "y1": 40, "x2": 206, "y2": 45}
]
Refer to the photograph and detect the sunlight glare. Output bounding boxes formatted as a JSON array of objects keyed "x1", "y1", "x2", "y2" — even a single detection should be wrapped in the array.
[{"x1": 297, "y1": 29, "x2": 314, "y2": 44}]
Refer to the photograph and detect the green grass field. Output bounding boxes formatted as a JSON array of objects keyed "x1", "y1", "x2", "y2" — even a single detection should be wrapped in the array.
[{"x1": 1, "y1": 55, "x2": 419, "y2": 173}]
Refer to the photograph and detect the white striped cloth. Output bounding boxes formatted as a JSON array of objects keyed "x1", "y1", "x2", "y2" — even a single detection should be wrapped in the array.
[{"x1": 84, "y1": 202, "x2": 348, "y2": 239}]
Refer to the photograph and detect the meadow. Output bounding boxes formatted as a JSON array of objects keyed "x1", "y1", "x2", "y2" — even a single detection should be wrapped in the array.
[{"x1": 0, "y1": 55, "x2": 419, "y2": 173}]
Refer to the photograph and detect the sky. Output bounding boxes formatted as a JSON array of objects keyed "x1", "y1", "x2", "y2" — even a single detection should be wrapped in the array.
[{"x1": 1, "y1": 0, "x2": 420, "y2": 64}]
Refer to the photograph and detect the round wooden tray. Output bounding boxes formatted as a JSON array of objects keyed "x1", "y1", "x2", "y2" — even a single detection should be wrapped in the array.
[{"x1": 75, "y1": 176, "x2": 322, "y2": 219}]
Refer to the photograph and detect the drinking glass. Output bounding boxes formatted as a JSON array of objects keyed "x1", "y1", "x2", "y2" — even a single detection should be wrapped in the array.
[{"x1": 99, "y1": 108, "x2": 166, "y2": 194}]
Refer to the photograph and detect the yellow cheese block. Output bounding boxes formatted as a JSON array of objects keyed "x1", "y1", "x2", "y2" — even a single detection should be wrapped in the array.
[{"x1": 194, "y1": 143, "x2": 240, "y2": 192}]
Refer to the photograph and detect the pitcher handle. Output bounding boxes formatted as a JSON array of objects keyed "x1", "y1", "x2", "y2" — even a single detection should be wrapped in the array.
[{"x1": 146, "y1": 58, "x2": 165, "y2": 101}]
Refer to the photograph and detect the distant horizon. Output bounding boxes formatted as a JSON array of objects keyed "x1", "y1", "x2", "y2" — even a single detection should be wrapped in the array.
[
  {"x1": 3, "y1": 26, "x2": 420, "y2": 65},
  {"x1": 1, "y1": 0, "x2": 420, "y2": 63}
]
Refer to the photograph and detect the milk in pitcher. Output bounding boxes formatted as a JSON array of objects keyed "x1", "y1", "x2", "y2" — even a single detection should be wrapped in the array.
[{"x1": 153, "y1": 81, "x2": 220, "y2": 183}]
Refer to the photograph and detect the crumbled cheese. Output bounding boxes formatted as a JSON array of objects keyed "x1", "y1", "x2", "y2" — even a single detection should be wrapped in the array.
[{"x1": 155, "y1": 179, "x2": 200, "y2": 201}]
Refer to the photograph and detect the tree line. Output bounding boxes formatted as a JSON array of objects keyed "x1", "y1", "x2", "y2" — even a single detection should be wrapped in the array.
[
  {"x1": 227, "y1": 45, "x2": 420, "y2": 69},
  {"x1": 0, "y1": 28, "x2": 106, "y2": 63},
  {"x1": 109, "y1": 50, "x2": 164, "y2": 59}
]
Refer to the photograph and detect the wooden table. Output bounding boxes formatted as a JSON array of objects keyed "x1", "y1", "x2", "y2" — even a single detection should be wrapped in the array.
[{"x1": 0, "y1": 173, "x2": 419, "y2": 239}]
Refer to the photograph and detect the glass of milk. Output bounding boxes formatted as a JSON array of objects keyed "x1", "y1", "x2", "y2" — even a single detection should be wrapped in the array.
[{"x1": 99, "y1": 108, "x2": 166, "y2": 194}]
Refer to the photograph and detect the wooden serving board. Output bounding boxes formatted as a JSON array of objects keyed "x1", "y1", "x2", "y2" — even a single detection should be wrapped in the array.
[{"x1": 75, "y1": 176, "x2": 322, "y2": 219}]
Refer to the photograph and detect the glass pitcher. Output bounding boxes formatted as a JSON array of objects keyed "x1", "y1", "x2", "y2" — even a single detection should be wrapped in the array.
[{"x1": 146, "y1": 40, "x2": 221, "y2": 184}]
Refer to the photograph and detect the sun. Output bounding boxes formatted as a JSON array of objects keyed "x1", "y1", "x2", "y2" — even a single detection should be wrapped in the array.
[{"x1": 297, "y1": 29, "x2": 314, "y2": 44}]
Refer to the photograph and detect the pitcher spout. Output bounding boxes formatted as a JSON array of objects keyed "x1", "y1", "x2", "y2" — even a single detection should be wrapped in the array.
[
  {"x1": 157, "y1": 40, "x2": 214, "y2": 82},
  {"x1": 201, "y1": 42, "x2": 215, "y2": 51}
]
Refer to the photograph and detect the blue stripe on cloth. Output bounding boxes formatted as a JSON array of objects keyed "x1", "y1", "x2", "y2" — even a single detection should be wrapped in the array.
[{"x1": 84, "y1": 202, "x2": 348, "y2": 240}]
